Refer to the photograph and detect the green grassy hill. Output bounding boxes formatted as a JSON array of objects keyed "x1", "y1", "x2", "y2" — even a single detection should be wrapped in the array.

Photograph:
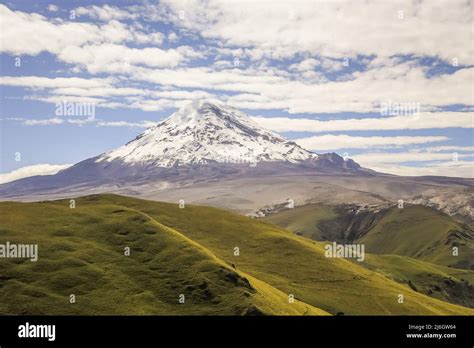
[
  {"x1": 0, "y1": 198, "x2": 323, "y2": 315},
  {"x1": 262, "y1": 203, "x2": 338, "y2": 241},
  {"x1": 263, "y1": 203, "x2": 387, "y2": 243},
  {"x1": 264, "y1": 203, "x2": 473, "y2": 270},
  {"x1": 0, "y1": 194, "x2": 472, "y2": 315},
  {"x1": 358, "y1": 204, "x2": 473, "y2": 269},
  {"x1": 358, "y1": 254, "x2": 474, "y2": 308}
]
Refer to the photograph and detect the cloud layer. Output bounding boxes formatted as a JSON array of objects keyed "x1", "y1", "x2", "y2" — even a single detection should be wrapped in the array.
[{"x1": 0, "y1": 1, "x2": 472, "y2": 178}]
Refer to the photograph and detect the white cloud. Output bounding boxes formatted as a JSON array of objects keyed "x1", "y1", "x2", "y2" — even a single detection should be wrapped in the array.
[
  {"x1": 252, "y1": 112, "x2": 473, "y2": 132},
  {"x1": 96, "y1": 120, "x2": 157, "y2": 128},
  {"x1": 57, "y1": 44, "x2": 200, "y2": 74},
  {"x1": 0, "y1": 6, "x2": 167, "y2": 58},
  {"x1": 158, "y1": 0, "x2": 474, "y2": 65},
  {"x1": 8, "y1": 116, "x2": 158, "y2": 128},
  {"x1": 27, "y1": 95, "x2": 106, "y2": 105},
  {"x1": 352, "y1": 151, "x2": 473, "y2": 164},
  {"x1": 133, "y1": 31, "x2": 165, "y2": 45},
  {"x1": 425, "y1": 146, "x2": 474, "y2": 153},
  {"x1": 372, "y1": 164, "x2": 473, "y2": 178},
  {"x1": 47, "y1": 4, "x2": 59, "y2": 12},
  {"x1": 0, "y1": 164, "x2": 72, "y2": 184},
  {"x1": 290, "y1": 57, "x2": 344, "y2": 73},
  {"x1": 0, "y1": 76, "x2": 215, "y2": 103},
  {"x1": 23, "y1": 118, "x2": 64, "y2": 126},
  {"x1": 289, "y1": 58, "x2": 320, "y2": 72},
  {"x1": 125, "y1": 64, "x2": 473, "y2": 114},
  {"x1": 66, "y1": 117, "x2": 96, "y2": 125},
  {"x1": 50, "y1": 86, "x2": 147, "y2": 98},
  {"x1": 211, "y1": 60, "x2": 234, "y2": 69},
  {"x1": 123, "y1": 98, "x2": 181, "y2": 112},
  {"x1": 351, "y1": 150, "x2": 474, "y2": 177},
  {"x1": 0, "y1": 5, "x2": 106, "y2": 55},
  {"x1": 75, "y1": 5, "x2": 136, "y2": 21},
  {"x1": 1, "y1": 4, "x2": 472, "y2": 115},
  {"x1": 295, "y1": 135, "x2": 449, "y2": 151},
  {"x1": 0, "y1": 76, "x2": 113, "y2": 89},
  {"x1": 168, "y1": 32, "x2": 178, "y2": 41},
  {"x1": 14, "y1": 117, "x2": 95, "y2": 126},
  {"x1": 365, "y1": 162, "x2": 474, "y2": 178},
  {"x1": 150, "y1": 90, "x2": 215, "y2": 100}
]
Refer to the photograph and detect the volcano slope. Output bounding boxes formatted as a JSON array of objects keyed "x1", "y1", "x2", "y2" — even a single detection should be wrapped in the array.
[{"x1": 0, "y1": 194, "x2": 471, "y2": 315}]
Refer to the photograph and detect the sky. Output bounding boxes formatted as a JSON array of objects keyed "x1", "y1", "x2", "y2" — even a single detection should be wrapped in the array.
[{"x1": 0, "y1": 0, "x2": 473, "y2": 183}]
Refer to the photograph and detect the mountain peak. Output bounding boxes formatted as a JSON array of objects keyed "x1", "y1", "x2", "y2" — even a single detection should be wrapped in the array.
[
  {"x1": 315, "y1": 152, "x2": 361, "y2": 170},
  {"x1": 172, "y1": 100, "x2": 221, "y2": 121},
  {"x1": 181, "y1": 99, "x2": 222, "y2": 112},
  {"x1": 164, "y1": 100, "x2": 254, "y2": 129},
  {"x1": 96, "y1": 101, "x2": 316, "y2": 167}
]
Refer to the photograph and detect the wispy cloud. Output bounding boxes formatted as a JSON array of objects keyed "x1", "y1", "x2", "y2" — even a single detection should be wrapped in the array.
[
  {"x1": 23, "y1": 118, "x2": 64, "y2": 126},
  {"x1": 295, "y1": 135, "x2": 449, "y2": 151},
  {"x1": 365, "y1": 162, "x2": 474, "y2": 178},
  {"x1": 351, "y1": 150, "x2": 474, "y2": 177},
  {"x1": 352, "y1": 151, "x2": 473, "y2": 164},
  {"x1": 253, "y1": 112, "x2": 473, "y2": 133},
  {"x1": 0, "y1": 164, "x2": 72, "y2": 184},
  {"x1": 96, "y1": 120, "x2": 157, "y2": 128}
]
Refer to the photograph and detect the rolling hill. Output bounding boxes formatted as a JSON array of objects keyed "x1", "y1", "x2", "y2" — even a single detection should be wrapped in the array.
[
  {"x1": 264, "y1": 203, "x2": 474, "y2": 270},
  {"x1": 263, "y1": 202, "x2": 474, "y2": 308},
  {"x1": 1, "y1": 194, "x2": 471, "y2": 315},
  {"x1": 358, "y1": 254, "x2": 474, "y2": 308},
  {"x1": 0, "y1": 197, "x2": 323, "y2": 315},
  {"x1": 262, "y1": 203, "x2": 340, "y2": 241},
  {"x1": 358, "y1": 204, "x2": 473, "y2": 269}
]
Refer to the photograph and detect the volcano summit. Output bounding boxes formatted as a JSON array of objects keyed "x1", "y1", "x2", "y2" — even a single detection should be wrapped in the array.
[{"x1": 96, "y1": 100, "x2": 316, "y2": 167}]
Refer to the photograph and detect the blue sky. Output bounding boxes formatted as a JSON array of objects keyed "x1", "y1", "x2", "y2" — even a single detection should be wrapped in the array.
[{"x1": 0, "y1": 0, "x2": 473, "y2": 181}]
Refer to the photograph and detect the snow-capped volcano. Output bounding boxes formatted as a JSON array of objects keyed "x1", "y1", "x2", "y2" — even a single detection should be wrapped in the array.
[
  {"x1": 0, "y1": 101, "x2": 369, "y2": 200},
  {"x1": 96, "y1": 100, "x2": 316, "y2": 167}
]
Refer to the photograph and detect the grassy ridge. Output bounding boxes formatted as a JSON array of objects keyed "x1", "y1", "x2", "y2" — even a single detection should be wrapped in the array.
[
  {"x1": 262, "y1": 203, "x2": 337, "y2": 240},
  {"x1": 358, "y1": 254, "x2": 474, "y2": 308},
  {"x1": 264, "y1": 203, "x2": 474, "y2": 270},
  {"x1": 358, "y1": 204, "x2": 473, "y2": 269},
  {"x1": 263, "y1": 202, "x2": 474, "y2": 308},
  {"x1": 87, "y1": 194, "x2": 472, "y2": 315},
  {"x1": 0, "y1": 199, "x2": 324, "y2": 315},
  {"x1": 0, "y1": 194, "x2": 472, "y2": 315}
]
